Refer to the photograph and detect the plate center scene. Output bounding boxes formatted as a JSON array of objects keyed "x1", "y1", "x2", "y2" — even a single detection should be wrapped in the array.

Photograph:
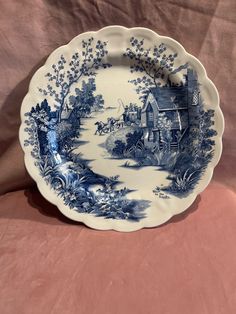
[{"x1": 23, "y1": 36, "x2": 217, "y2": 222}]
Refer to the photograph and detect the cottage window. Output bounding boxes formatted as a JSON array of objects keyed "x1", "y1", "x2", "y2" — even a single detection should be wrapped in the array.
[
  {"x1": 146, "y1": 103, "x2": 154, "y2": 127},
  {"x1": 148, "y1": 111, "x2": 154, "y2": 121}
]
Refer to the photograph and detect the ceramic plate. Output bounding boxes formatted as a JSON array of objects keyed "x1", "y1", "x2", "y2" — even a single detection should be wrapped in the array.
[{"x1": 19, "y1": 26, "x2": 224, "y2": 232}]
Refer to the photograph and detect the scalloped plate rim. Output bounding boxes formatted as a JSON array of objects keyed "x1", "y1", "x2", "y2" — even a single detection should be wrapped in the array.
[{"x1": 19, "y1": 25, "x2": 224, "y2": 232}]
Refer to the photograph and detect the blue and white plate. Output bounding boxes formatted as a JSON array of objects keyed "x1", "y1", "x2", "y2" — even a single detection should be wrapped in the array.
[{"x1": 19, "y1": 26, "x2": 224, "y2": 232}]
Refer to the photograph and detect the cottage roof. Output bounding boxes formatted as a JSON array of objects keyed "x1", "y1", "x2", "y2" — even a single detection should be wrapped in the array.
[{"x1": 150, "y1": 86, "x2": 188, "y2": 110}]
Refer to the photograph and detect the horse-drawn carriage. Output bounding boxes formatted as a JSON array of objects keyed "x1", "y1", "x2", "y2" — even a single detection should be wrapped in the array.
[{"x1": 94, "y1": 99, "x2": 141, "y2": 135}]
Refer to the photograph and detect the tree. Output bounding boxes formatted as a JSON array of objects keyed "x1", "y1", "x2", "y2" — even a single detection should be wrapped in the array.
[
  {"x1": 197, "y1": 109, "x2": 217, "y2": 155},
  {"x1": 24, "y1": 99, "x2": 57, "y2": 157},
  {"x1": 39, "y1": 38, "x2": 111, "y2": 122},
  {"x1": 29, "y1": 99, "x2": 52, "y2": 130},
  {"x1": 54, "y1": 120, "x2": 80, "y2": 154},
  {"x1": 123, "y1": 37, "x2": 188, "y2": 100},
  {"x1": 112, "y1": 140, "x2": 126, "y2": 156},
  {"x1": 69, "y1": 78, "x2": 104, "y2": 117},
  {"x1": 93, "y1": 94, "x2": 104, "y2": 111}
]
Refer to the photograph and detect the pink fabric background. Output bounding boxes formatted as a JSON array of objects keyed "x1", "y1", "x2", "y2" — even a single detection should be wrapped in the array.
[{"x1": 0, "y1": 0, "x2": 235, "y2": 313}]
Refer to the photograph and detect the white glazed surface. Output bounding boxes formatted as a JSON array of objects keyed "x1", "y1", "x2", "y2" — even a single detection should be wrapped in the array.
[{"x1": 19, "y1": 26, "x2": 224, "y2": 232}]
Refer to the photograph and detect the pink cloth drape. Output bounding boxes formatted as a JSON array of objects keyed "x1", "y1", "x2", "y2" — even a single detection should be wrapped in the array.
[{"x1": 0, "y1": 1, "x2": 235, "y2": 313}]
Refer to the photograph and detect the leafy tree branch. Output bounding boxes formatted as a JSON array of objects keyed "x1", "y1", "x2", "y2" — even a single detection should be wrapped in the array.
[
  {"x1": 124, "y1": 37, "x2": 188, "y2": 100},
  {"x1": 39, "y1": 37, "x2": 111, "y2": 121}
]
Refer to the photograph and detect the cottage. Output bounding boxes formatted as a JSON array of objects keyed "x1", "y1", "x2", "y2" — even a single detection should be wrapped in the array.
[{"x1": 141, "y1": 68, "x2": 199, "y2": 149}]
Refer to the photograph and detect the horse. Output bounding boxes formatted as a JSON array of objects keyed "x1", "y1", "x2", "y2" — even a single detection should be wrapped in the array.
[
  {"x1": 95, "y1": 117, "x2": 124, "y2": 135},
  {"x1": 95, "y1": 121, "x2": 108, "y2": 135}
]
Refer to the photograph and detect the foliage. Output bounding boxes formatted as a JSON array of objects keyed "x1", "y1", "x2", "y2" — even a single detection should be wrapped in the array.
[
  {"x1": 26, "y1": 73, "x2": 105, "y2": 156},
  {"x1": 108, "y1": 99, "x2": 216, "y2": 198},
  {"x1": 69, "y1": 78, "x2": 104, "y2": 117},
  {"x1": 109, "y1": 125, "x2": 178, "y2": 168},
  {"x1": 54, "y1": 120, "x2": 80, "y2": 154},
  {"x1": 158, "y1": 104, "x2": 217, "y2": 197},
  {"x1": 109, "y1": 128, "x2": 144, "y2": 160},
  {"x1": 24, "y1": 47, "x2": 148, "y2": 221},
  {"x1": 87, "y1": 187, "x2": 149, "y2": 221},
  {"x1": 24, "y1": 35, "x2": 218, "y2": 221},
  {"x1": 112, "y1": 140, "x2": 126, "y2": 156},
  {"x1": 39, "y1": 38, "x2": 111, "y2": 121},
  {"x1": 198, "y1": 109, "x2": 217, "y2": 153},
  {"x1": 126, "y1": 130, "x2": 143, "y2": 149},
  {"x1": 123, "y1": 37, "x2": 188, "y2": 100},
  {"x1": 122, "y1": 40, "x2": 217, "y2": 197}
]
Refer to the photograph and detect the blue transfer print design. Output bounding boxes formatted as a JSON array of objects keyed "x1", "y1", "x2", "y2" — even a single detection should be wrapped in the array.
[
  {"x1": 24, "y1": 37, "x2": 149, "y2": 221},
  {"x1": 24, "y1": 36, "x2": 218, "y2": 221},
  {"x1": 94, "y1": 37, "x2": 217, "y2": 198}
]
